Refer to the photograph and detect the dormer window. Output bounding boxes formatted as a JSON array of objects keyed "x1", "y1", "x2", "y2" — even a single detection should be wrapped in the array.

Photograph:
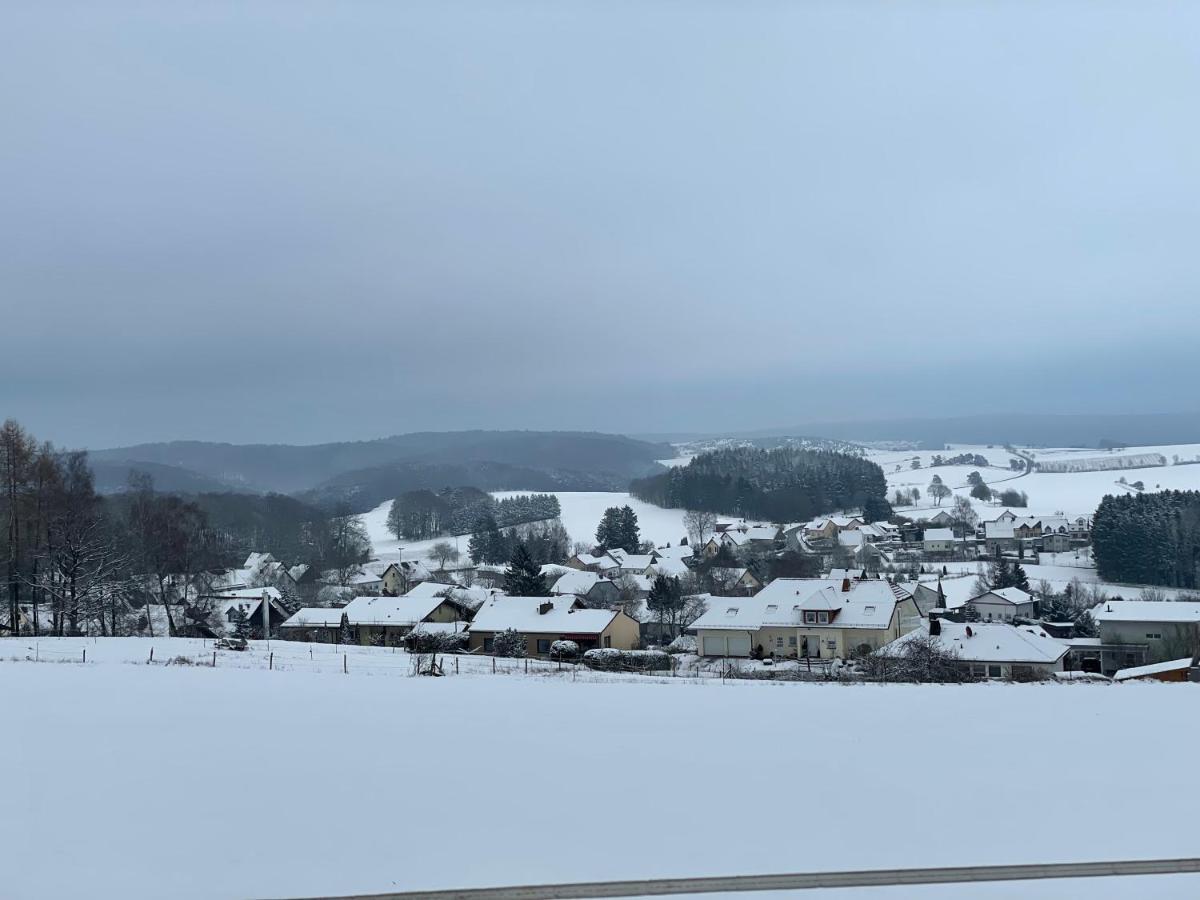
[
  {"x1": 804, "y1": 611, "x2": 817, "y2": 624},
  {"x1": 817, "y1": 612, "x2": 829, "y2": 624}
]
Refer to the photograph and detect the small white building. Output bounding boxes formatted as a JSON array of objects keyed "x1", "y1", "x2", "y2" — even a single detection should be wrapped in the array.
[
  {"x1": 922, "y1": 528, "x2": 957, "y2": 554},
  {"x1": 966, "y1": 587, "x2": 1037, "y2": 622},
  {"x1": 878, "y1": 619, "x2": 1068, "y2": 679}
]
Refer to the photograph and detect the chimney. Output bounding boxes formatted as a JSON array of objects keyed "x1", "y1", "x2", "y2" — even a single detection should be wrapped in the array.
[
  {"x1": 929, "y1": 618, "x2": 941, "y2": 636},
  {"x1": 538, "y1": 601, "x2": 553, "y2": 615},
  {"x1": 841, "y1": 577, "x2": 851, "y2": 593}
]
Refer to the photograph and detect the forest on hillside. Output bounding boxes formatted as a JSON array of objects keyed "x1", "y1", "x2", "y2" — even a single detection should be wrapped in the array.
[
  {"x1": 1093, "y1": 490, "x2": 1200, "y2": 588},
  {"x1": 630, "y1": 447, "x2": 890, "y2": 523}
]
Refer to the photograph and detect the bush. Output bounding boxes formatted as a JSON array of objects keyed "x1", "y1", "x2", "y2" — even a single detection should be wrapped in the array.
[
  {"x1": 549, "y1": 640, "x2": 579, "y2": 660},
  {"x1": 582, "y1": 648, "x2": 671, "y2": 671},
  {"x1": 492, "y1": 628, "x2": 526, "y2": 658},
  {"x1": 666, "y1": 634, "x2": 697, "y2": 654},
  {"x1": 401, "y1": 629, "x2": 469, "y2": 654}
]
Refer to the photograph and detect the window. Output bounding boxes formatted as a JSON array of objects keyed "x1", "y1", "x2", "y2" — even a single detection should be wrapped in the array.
[
  {"x1": 766, "y1": 605, "x2": 778, "y2": 614},
  {"x1": 1147, "y1": 633, "x2": 1162, "y2": 640},
  {"x1": 788, "y1": 636, "x2": 797, "y2": 647},
  {"x1": 725, "y1": 607, "x2": 739, "y2": 617},
  {"x1": 862, "y1": 605, "x2": 875, "y2": 617},
  {"x1": 775, "y1": 637, "x2": 783, "y2": 649},
  {"x1": 536, "y1": 639, "x2": 552, "y2": 654},
  {"x1": 988, "y1": 665, "x2": 1003, "y2": 678},
  {"x1": 604, "y1": 636, "x2": 612, "y2": 648},
  {"x1": 804, "y1": 611, "x2": 817, "y2": 624},
  {"x1": 483, "y1": 637, "x2": 494, "y2": 653},
  {"x1": 817, "y1": 612, "x2": 829, "y2": 624}
]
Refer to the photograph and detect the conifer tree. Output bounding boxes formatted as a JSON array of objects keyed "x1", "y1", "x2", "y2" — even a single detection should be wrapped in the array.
[{"x1": 503, "y1": 542, "x2": 549, "y2": 596}]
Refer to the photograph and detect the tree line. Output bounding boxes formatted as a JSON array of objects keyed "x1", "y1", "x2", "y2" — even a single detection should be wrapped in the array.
[
  {"x1": 0, "y1": 419, "x2": 370, "y2": 636},
  {"x1": 386, "y1": 488, "x2": 560, "y2": 541},
  {"x1": 630, "y1": 447, "x2": 891, "y2": 523},
  {"x1": 1093, "y1": 490, "x2": 1200, "y2": 588}
]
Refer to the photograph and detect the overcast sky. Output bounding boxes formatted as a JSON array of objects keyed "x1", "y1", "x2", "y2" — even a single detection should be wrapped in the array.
[{"x1": 3, "y1": 1, "x2": 1199, "y2": 448}]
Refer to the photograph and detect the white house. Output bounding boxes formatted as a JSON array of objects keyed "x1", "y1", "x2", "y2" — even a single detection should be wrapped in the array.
[
  {"x1": 878, "y1": 619, "x2": 1068, "y2": 679},
  {"x1": 922, "y1": 528, "x2": 957, "y2": 554},
  {"x1": 966, "y1": 587, "x2": 1037, "y2": 622}
]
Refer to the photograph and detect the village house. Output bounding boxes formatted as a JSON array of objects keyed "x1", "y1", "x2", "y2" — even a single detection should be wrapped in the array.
[
  {"x1": 207, "y1": 588, "x2": 292, "y2": 638},
  {"x1": 278, "y1": 607, "x2": 346, "y2": 642},
  {"x1": 803, "y1": 516, "x2": 864, "y2": 543},
  {"x1": 903, "y1": 576, "x2": 979, "y2": 616},
  {"x1": 922, "y1": 528, "x2": 957, "y2": 554},
  {"x1": 965, "y1": 587, "x2": 1038, "y2": 622},
  {"x1": 341, "y1": 592, "x2": 470, "y2": 645},
  {"x1": 690, "y1": 576, "x2": 920, "y2": 659},
  {"x1": 467, "y1": 595, "x2": 640, "y2": 656},
  {"x1": 379, "y1": 560, "x2": 433, "y2": 595},
  {"x1": 1091, "y1": 600, "x2": 1200, "y2": 665},
  {"x1": 550, "y1": 569, "x2": 620, "y2": 607},
  {"x1": 878, "y1": 619, "x2": 1069, "y2": 679},
  {"x1": 708, "y1": 566, "x2": 763, "y2": 596}
]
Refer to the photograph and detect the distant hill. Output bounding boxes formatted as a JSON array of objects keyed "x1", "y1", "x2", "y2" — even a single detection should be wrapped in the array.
[
  {"x1": 90, "y1": 430, "x2": 671, "y2": 507},
  {"x1": 91, "y1": 460, "x2": 250, "y2": 495},
  {"x1": 642, "y1": 412, "x2": 1200, "y2": 451}
]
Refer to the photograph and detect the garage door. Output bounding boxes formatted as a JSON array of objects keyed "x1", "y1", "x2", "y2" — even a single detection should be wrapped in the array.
[
  {"x1": 702, "y1": 636, "x2": 727, "y2": 657},
  {"x1": 727, "y1": 635, "x2": 751, "y2": 657}
]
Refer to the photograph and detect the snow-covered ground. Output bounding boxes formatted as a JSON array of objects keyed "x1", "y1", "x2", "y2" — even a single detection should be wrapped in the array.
[
  {"x1": 870, "y1": 442, "x2": 1200, "y2": 519},
  {"x1": 360, "y1": 491, "x2": 694, "y2": 565},
  {"x1": 6, "y1": 650, "x2": 1200, "y2": 899}
]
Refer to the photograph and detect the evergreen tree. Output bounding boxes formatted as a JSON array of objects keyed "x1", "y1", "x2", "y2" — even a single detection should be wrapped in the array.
[
  {"x1": 646, "y1": 574, "x2": 682, "y2": 629},
  {"x1": 339, "y1": 611, "x2": 355, "y2": 645},
  {"x1": 617, "y1": 505, "x2": 640, "y2": 553},
  {"x1": 229, "y1": 605, "x2": 252, "y2": 641},
  {"x1": 595, "y1": 507, "x2": 623, "y2": 551},
  {"x1": 503, "y1": 542, "x2": 549, "y2": 596},
  {"x1": 1011, "y1": 562, "x2": 1031, "y2": 592}
]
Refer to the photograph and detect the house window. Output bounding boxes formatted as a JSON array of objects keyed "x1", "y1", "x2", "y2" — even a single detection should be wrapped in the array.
[
  {"x1": 817, "y1": 612, "x2": 829, "y2": 624},
  {"x1": 804, "y1": 611, "x2": 817, "y2": 624},
  {"x1": 1147, "y1": 633, "x2": 1162, "y2": 640},
  {"x1": 775, "y1": 637, "x2": 783, "y2": 649},
  {"x1": 766, "y1": 605, "x2": 778, "y2": 614},
  {"x1": 987, "y1": 665, "x2": 1003, "y2": 679},
  {"x1": 483, "y1": 637, "x2": 494, "y2": 652},
  {"x1": 536, "y1": 639, "x2": 552, "y2": 654},
  {"x1": 788, "y1": 636, "x2": 797, "y2": 647},
  {"x1": 863, "y1": 606, "x2": 875, "y2": 617},
  {"x1": 604, "y1": 636, "x2": 612, "y2": 648}
]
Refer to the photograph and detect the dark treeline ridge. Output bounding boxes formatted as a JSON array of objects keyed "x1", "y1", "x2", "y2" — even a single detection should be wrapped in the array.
[
  {"x1": 630, "y1": 446, "x2": 891, "y2": 523},
  {"x1": 1093, "y1": 490, "x2": 1200, "y2": 588},
  {"x1": 0, "y1": 419, "x2": 370, "y2": 637},
  {"x1": 386, "y1": 489, "x2": 561, "y2": 541}
]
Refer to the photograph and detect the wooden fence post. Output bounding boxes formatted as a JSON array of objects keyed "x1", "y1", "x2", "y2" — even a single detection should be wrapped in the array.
[
  {"x1": 269, "y1": 652, "x2": 273, "y2": 671},
  {"x1": 455, "y1": 657, "x2": 459, "y2": 675},
  {"x1": 492, "y1": 657, "x2": 496, "y2": 674},
  {"x1": 149, "y1": 646, "x2": 154, "y2": 664},
  {"x1": 212, "y1": 650, "x2": 217, "y2": 667},
  {"x1": 343, "y1": 653, "x2": 347, "y2": 674},
  {"x1": 82, "y1": 648, "x2": 86, "y2": 663}
]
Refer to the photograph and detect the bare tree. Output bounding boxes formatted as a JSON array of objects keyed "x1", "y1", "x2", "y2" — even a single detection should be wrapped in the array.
[
  {"x1": 683, "y1": 509, "x2": 717, "y2": 551},
  {"x1": 429, "y1": 541, "x2": 460, "y2": 571}
]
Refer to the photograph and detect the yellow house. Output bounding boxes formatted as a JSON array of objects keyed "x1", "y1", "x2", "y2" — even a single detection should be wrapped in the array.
[
  {"x1": 691, "y1": 576, "x2": 920, "y2": 659},
  {"x1": 342, "y1": 593, "x2": 468, "y2": 645},
  {"x1": 468, "y1": 595, "x2": 641, "y2": 656}
]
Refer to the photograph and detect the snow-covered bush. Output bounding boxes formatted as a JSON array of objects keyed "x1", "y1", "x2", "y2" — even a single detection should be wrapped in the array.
[
  {"x1": 492, "y1": 628, "x2": 526, "y2": 658},
  {"x1": 549, "y1": 640, "x2": 579, "y2": 660},
  {"x1": 666, "y1": 634, "x2": 697, "y2": 654},
  {"x1": 402, "y1": 629, "x2": 468, "y2": 654},
  {"x1": 582, "y1": 648, "x2": 671, "y2": 671}
]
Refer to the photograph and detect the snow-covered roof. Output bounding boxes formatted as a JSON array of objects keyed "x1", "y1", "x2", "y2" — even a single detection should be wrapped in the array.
[
  {"x1": 690, "y1": 578, "x2": 912, "y2": 632},
  {"x1": 469, "y1": 596, "x2": 618, "y2": 635},
  {"x1": 1114, "y1": 657, "x2": 1194, "y2": 682},
  {"x1": 646, "y1": 556, "x2": 691, "y2": 578},
  {"x1": 402, "y1": 581, "x2": 458, "y2": 600},
  {"x1": 924, "y1": 528, "x2": 955, "y2": 542},
  {"x1": 550, "y1": 569, "x2": 601, "y2": 596},
  {"x1": 350, "y1": 571, "x2": 384, "y2": 586},
  {"x1": 342, "y1": 594, "x2": 456, "y2": 627},
  {"x1": 212, "y1": 587, "x2": 283, "y2": 601},
  {"x1": 880, "y1": 621, "x2": 1068, "y2": 665},
  {"x1": 281, "y1": 607, "x2": 344, "y2": 629},
  {"x1": 977, "y1": 587, "x2": 1036, "y2": 606},
  {"x1": 1092, "y1": 601, "x2": 1200, "y2": 625},
  {"x1": 838, "y1": 531, "x2": 865, "y2": 548},
  {"x1": 904, "y1": 576, "x2": 978, "y2": 610}
]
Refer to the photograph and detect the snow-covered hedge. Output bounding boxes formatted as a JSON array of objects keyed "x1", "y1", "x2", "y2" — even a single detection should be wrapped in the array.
[
  {"x1": 1036, "y1": 453, "x2": 1166, "y2": 474},
  {"x1": 666, "y1": 635, "x2": 697, "y2": 654},
  {"x1": 582, "y1": 648, "x2": 671, "y2": 671},
  {"x1": 401, "y1": 629, "x2": 469, "y2": 654},
  {"x1": 549, "y1": 640, "x2": 579, "y2": 660}
]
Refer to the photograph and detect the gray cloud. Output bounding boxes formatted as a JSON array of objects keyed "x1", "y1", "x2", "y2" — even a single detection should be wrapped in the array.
[{"x1": 2, "y1": 1, "x2": 1199, "y2": 447}]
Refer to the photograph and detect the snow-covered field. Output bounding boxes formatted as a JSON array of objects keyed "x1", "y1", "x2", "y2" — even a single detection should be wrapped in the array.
[
  {"x1": 360, "y1": 491, "x2": 693, "y2": 565},
  {"x1": 870, "y1": 442, "x2": 1200, "y2": 519},
  {"x1": 6, "y1": 648, "x2": 1200, "y2": 899}
]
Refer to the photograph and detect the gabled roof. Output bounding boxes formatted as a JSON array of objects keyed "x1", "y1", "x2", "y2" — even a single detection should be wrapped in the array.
[
  {"x1": 469, "y1": 596, "x2": 618, "y2": 635},
  {"x1": 879, "y1": 621, "x2": 1068, "y2": 665},
  {"x1": 281, "y1": 607, "x2": 345, "y2": 628},
  {"x1": 690, "y1": 578, "x2": 912, "y2": 632},
  {"x1": 551, "y1": 569, "x2": 602, "y2": 596},
  {"x1": 924, "y1": 528, "x2": 955, "y2": 542},
  {"x1": 976, "y1": 587, "x2": 1035, "y2": 606},
  {"x1": 342, "y1": 594, "x2": 458, "y2": 627}
]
